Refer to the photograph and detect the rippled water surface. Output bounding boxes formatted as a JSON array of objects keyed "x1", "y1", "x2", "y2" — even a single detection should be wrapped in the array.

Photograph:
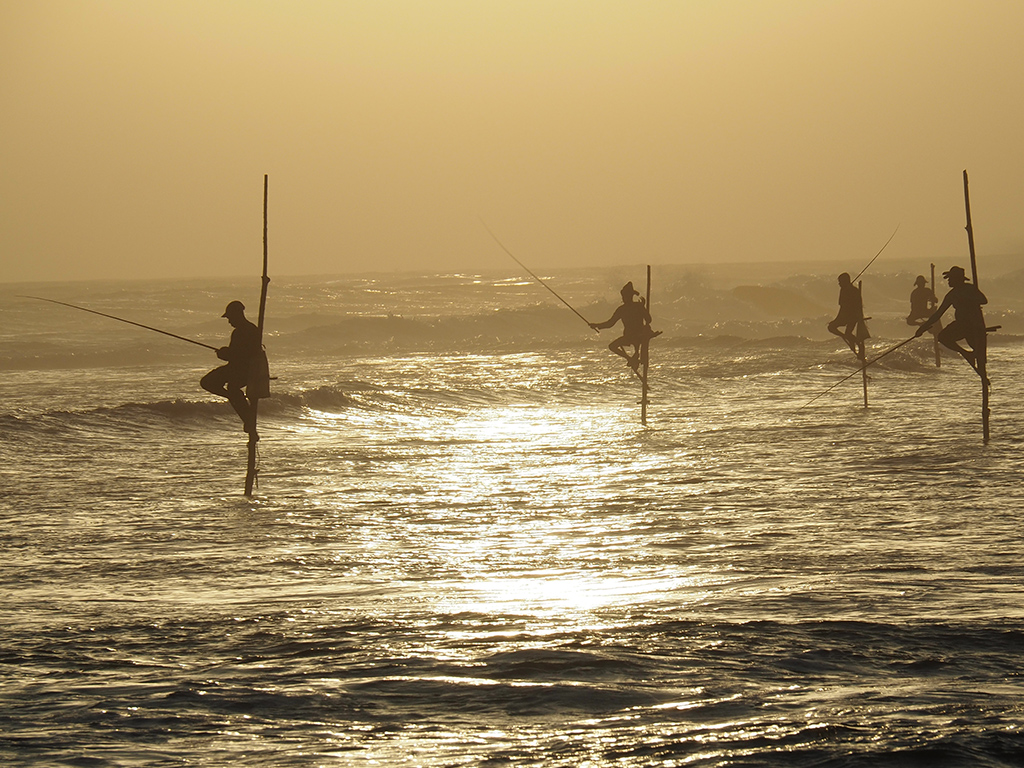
[{"x1": 2, "y1": 274, "x2": 1024, "y2": 766}]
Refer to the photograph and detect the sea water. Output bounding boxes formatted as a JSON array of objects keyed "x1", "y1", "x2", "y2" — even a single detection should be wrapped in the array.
[{"x1": 2, "y1": 266, "x2": 1023, "y2": 767}]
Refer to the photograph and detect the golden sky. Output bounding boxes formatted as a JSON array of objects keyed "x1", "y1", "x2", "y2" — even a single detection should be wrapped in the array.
[{"x1": 2, "y1": 0, "x2": 1022, "y2": 282}]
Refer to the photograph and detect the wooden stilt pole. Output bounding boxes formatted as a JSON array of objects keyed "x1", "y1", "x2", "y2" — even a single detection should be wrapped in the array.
[
  {"x1": 963, "y1": 170, "x2": 990, "y2": 443},
  {"x1": 930, "y1": 263, "x2": 940, "y2": 367},
  {"x1": 858, "y1": 280, "x2": 868, "y2": 407},
  {"x1": 859, "y1": 340, "x2": 868, "y2": 407},
  {"x1": 245, "y1": 175, "x2": 271, "y2": 496},
  {"x1": 640, "y1": 265, "x2": 651, "y2": 426}
]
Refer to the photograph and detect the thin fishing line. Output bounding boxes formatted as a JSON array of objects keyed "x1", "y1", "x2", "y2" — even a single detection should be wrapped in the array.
[
  {"x1": 852, "y1": 223, "x2": 900, "y2": 283},
  {"x1": 800, "y1": 335, "x2": 918, "y2": 409},
  {"x1": 480, "y1": 219, "x2": 597, "y2": 332},
  {"x1": 21, "y1": 295, "x2": 217, "y2": 351}
]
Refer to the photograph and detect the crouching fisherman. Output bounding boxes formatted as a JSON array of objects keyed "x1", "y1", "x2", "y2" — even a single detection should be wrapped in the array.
[
  {"x1": 827, "y1": 272, "x2": 868, "y2": 353},
  {"x1": 201, "y1": 300, "x2": 269, "y2": 438},
  {"x1": 907, "y1": 274, "x2": 940, "y2": 332},
  {"x1": 915, "y1": 265, "x2": 988, "y2": 378},
  {"x1": 590, "y1": 281, "x2": 659, "y2": 373}
]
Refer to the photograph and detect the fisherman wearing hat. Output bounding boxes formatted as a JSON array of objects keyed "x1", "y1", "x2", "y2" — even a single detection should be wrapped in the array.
[
  {"x1": 200, "y1": 300, "x2": 261, "y2": 436},
  {"x1": 915, "y1": 266, "x2": 988, "y2": 375},
  {"x1": 590, "y1": 281, "x2": 658, "y2": 373},
  {"x1": 906, "y1": 274, "x2": 940, "y2": 332}
]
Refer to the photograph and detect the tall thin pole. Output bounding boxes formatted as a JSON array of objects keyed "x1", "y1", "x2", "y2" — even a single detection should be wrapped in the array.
[
  {"x1": 245, "y1": 175, "x2": 270, "y2": 496},
  {"x1": 963, "y1": 170, "x2": 989, "y2": 443},
  {"x1": 258, "y1": 175, "x2": 270, "y2": 334},
  {"x1": 964, "y1": 171, "x2": 980, "y2": 290},
  {"x1": 640, "y1": 265, "x2": 651, "y2": 425},
  {"x1": 858, "y1": 280, "x2": 868, "y2": 407},
  {"x1": 930, "y1": 263, "x2": 940, "y2": 367}
]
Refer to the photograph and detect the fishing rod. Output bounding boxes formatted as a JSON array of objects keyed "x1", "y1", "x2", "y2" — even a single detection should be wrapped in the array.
[
  {"x1": 802, "y1": 224, "x2": 902, "y2": 409},
  {"x1": 851, "y1": 223, "x2": 900, "y2": 283},
  {"x1": 800, "y1": 334, "x2": 918, "y2": 409},
  {"x1": 480, "y1": 219, "x2": 597, "y2": 333},
  {"x1": 21, "y1": 295, "x2": 218, "y2": 351}
]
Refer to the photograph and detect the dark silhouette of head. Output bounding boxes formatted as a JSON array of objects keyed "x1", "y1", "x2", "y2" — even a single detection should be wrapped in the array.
[
  {"x1": 222, "y1": 300, "x2": 247, "y2": 327},
  {"x1": 942, "y1": 266, "x2": 967, "y2": 285},
  {"x1": 915, "y1": 275, "x2": 927, "y2": 287},
  {"x1": 620, "y1": 282, "x2": 639, "y2": 300},
  {"x1": 838, "y1": 272, "x2": 852, "y2": 286}
]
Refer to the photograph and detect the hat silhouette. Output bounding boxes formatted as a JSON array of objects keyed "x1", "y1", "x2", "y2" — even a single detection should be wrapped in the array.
[{"x1": 222, "y1": 300, "x2": 246, "y2": 318}]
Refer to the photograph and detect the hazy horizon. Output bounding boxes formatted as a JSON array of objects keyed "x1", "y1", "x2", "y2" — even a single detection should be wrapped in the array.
[{"x1": 3, "y1": 1, "x2": 1023, "y2": 283}]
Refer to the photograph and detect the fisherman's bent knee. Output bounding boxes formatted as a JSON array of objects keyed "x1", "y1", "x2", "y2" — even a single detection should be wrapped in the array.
[
  {"x1": 201, "y1": 365, "x2": 244, "y2": 396},
  {"x1": 936, "y1": 325, "x2": 962, "y2": 348},
  {"x1": 199, "y1": 370, "x2": 222, "y2": 394}
]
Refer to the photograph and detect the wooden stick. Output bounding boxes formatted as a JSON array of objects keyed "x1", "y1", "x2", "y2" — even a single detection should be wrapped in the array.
[
  {"x1": 641, "y1": 265, "x2": 651, "y2": 426},
  {"x1": 963, "y1": 170, "x2": 990, "y2": 443},
  {"x1": 964, "y1": 171, "x2": 979, "y2": 289},
  {"x1": 930, "y1": 263, "x2": 940, "y2": 367},
  {"x1": 245, "y1": 175, "x2": 270, "y2": 496},
  {"x1": 858, "y1": 281, "x2": 868, "y2": 407}
]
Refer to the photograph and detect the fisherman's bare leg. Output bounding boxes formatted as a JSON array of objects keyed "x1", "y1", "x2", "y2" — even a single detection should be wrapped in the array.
[
  {"x1": 201, "y1": 366, "x2": 257, "y2": 435},
  {"x1": 937, "y1": 324, "x2": 987, "y2": 379},
  {"x1": 610, "y1": 338, "x2": 641, "y2": 370},
  {"x1": 226, "y1": 387, "x2": 257, "y2": 436},
  {"x1": 827, "y1": 320, "x2": 857, "y2": 352}
]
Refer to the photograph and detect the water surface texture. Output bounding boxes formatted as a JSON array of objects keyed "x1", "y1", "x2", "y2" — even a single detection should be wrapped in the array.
[{"x1": 2, "y1": 269, "x2": 1023, "y2": 766}]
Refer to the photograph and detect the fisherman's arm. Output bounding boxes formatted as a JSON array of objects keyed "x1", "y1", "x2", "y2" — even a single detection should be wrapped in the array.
[
  {"x1": 216, "y1": 334, "x2": 235, "y2": 360},
  {"x1": 219, "y1": 326, "x2": 260, "y2": 362},
  {"x1": 589, "y1": 308, "x2": 622, "y2": 331}
]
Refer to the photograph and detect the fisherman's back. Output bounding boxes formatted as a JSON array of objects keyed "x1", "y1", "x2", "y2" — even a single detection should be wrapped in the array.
[
  {"x1": 837, "y1": 283, "x2": 862, "y2": 319},
  {"x1": 615, "y1": 301, "x2": 648, "y2": 337},
  {"x1": 909, "y1": 285, "x2": 936, "y2": 320},
  {"x1": 225, "y1": 319, "x2": 261, "y2": 365},
  {"x1": 948, "y1": 283, "x2": 987, "y2": 328}
]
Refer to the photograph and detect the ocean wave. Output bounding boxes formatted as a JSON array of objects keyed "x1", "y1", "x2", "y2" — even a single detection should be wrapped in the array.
[
  {"x1": 5, "y1": 312, "x2": 1023, "y2": 371},
  {"x1": 0, "y1": 387, "x2": 358, "y2": 432}
]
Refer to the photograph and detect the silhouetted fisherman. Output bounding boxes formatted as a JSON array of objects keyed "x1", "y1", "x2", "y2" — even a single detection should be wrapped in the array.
[
  {"x1": 590, "y1": 281, "x2": 658, "y2": 372},
  {"x1": 201, "y1": 300, "x2": 260, "y2": 437},
  {"x1": 827, "y1": 272, "x2": 867, "y2": 352},
  {"x1": 915, "y1": 265, "x2": 988, "y2": 376},
  {"x1": 906, "y1": 274, "x2": 940, "y2": 332}
]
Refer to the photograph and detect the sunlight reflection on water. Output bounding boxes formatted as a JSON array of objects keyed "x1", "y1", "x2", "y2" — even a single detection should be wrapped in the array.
[
  {"x1": 443, "y1": 572, "x2": 710, "y2": 618},
  {"x1": 7, "y1": 336, "x2": 1024, "y2": 766}
]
